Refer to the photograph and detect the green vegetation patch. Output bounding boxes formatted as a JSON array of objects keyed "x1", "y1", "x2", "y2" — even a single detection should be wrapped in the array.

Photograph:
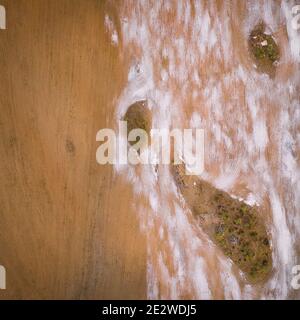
[
  {"x1": 212, "y1": 192, "x2": 272, "y2": 283},
  {"x1": 171, "y1": 164, "x2": 272, "y2": 284},
  {"x1": 248, "y1": 22, "x2": 280, "y2": 77},
  {"x1": 123, "y1": 100, "x2": 152, "y2": 149}
]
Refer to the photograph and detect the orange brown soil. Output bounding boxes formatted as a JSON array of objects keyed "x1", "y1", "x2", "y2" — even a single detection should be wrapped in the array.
[
  {"x1": 171, "y1": 164, "x2": 272, "y2": 284},
  {"x1": 0, "y1": 0, "x2": 147, "y2": 299},
  {"x1": 0, "y1": 0, "x2": 297, "y2": 300}
]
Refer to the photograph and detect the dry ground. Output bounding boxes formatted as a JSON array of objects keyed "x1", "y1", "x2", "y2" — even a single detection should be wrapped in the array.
[{"x1": 0, "y1": 0, "x2": 146, "y2": 299}]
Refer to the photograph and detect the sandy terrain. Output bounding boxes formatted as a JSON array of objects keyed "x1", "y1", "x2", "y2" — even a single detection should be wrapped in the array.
[
  {"x1": 0, "y1": 0, "x2": 299, "y2": 300},
  {"x1": 0, "y1": 0, "x2": 146, "y2": 299}
]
